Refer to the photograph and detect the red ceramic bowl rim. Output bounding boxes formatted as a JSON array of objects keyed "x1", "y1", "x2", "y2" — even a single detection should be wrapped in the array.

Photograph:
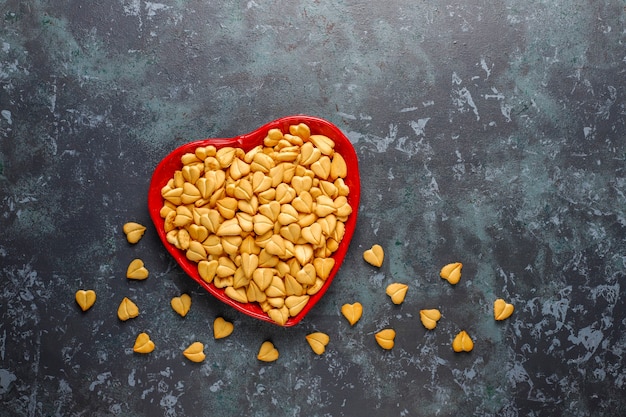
[{"x1": 147, "y1": 115, "x2": 360, "y2": 326}]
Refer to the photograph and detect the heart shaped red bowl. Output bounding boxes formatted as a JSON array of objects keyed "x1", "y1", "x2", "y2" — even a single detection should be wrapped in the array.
[{"x1": 147, "y1": 115, "x2": 360, "y2": 326}]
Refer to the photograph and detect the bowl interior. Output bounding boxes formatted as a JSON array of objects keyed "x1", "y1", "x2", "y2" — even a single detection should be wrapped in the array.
[{"x1": 147, "y1": 115, "x2": 360, "y2": 326}]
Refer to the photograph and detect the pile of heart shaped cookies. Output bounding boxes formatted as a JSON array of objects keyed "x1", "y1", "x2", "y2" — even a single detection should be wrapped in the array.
[{"x1": 153, "y1": 120, "x2": 358, "y2": 326}]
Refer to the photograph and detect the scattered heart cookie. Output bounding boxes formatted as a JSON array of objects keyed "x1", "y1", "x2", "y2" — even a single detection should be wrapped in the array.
[
  {"x1": 171, "y1": 293, "x2": 192, "y2": 317},
  {"x1": 126, "y1": 259, "x2": 149, "y2": 280},
  {"x1": 306, "y1": 332, "x2": 330, "y2": 355},
  {"x1": 385, "y1": 283, "x2": 408, "y2": 305},
  {"x1": 363, "y1": 244, "x2": 384, "y2": 267},
  {"x1": 494, "y1": 298, "x2": 514, "y2": 321},
  {"x1": 257, "y1": 341, "x2": 279, "y2": 362},
  {"x1": 133, "y1": 332, "x2": 155, "y2": 354},
  {"x1": 452, "y1": 330, "x2": 474, "y2": 352},
  {"x1": 183, "y1": 342, "x2": 206, "y2": 362},
  {"x1": 123, "y1": 222, "x2": 146, "y2": 244},
  {"x1": 419, "y1": 309, "x2": 441, "y2": 330},
  {"x1": 75, "y1": 289, "x2": 96, "y2": 312},
  {"x1": 213, "y1": 317, "x2": 234, "y2": 339},
  {"x1": 440, "y1": 262, "x2": 462, "y2": 285},
  {"x1": 341, "y1": 302, "x2": 363, "y2": 326},
  {"x1": 374, "y1": 329, "x2": 396, "y2": 350},
  {"x1": 117, "y1": 297, "x2": 139, "y2": 321}
]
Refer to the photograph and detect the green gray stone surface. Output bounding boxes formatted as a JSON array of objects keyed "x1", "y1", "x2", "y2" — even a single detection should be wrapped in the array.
[{"x1": 1, "y1": 0, "x2": 625, "y2": 416}]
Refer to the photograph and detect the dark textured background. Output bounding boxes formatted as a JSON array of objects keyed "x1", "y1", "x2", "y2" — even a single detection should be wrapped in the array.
[{"x1": 1, "y1": 1, "x2": 625, "y2": 416}]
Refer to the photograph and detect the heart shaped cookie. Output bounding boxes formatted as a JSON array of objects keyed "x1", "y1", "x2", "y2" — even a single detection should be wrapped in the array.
[
  {"x1": 126, "y1": 259, "x2": 149, "y2": 280},
  {"x1": 257, "y1": 341, "x2": 279, "y2": 362},
  {"x1": 118, "y1": 297, "x2": 139, "y2": 321},
  {"x1": 148, "y1": 116, "x2": 360, "y2": 327},
  {"x1": 440, "y1": 262, "x2": 462, "y2": 285},
  {"x1": 419, "y1": 309, "x2": 441, "y2": 330},
  {"x1": 385, "y1": 283, "x2": 408, "y2": 305},
  {"x1": 494, "y1": 298, "x2": 514, "y2": 321},
  {"x1": 133, "y1": 332, "x2": 155, "y2": 354},
  {"x1": 75, "y1": 289, "x2": 96, "y2": 312},
  {"x1": 183, "y1": 342, "x2": 206, "y2": 362},
  {"x1": 306, "y1": 332, "x2": 330, "y2": 355},
  {"x1": 452, "y1": 330, "x2": 474, "y2": 352},
  {"x1": 363, "y1": 244, "x2": 384, "y2": 267},
  {"x1": 171, "y1": 294, "x2": 192, "y2": 317},
  {"x1": 341, "y1": 302, "x2": 363, "y2": 326},
  {"x1": 375, "y1": 328, "x2": 396, "y2": 350},
  {"x1": 213, "y1": 317, "x2": 234, "y2": 339},
  {"x1": 123, "y1": 222, "x2": 146, "y2": 244}
]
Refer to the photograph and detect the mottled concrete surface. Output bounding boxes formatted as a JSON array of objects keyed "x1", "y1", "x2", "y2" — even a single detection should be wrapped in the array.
[{"x1": 1, "y1": 1, "x2": 625, "y2": 416}]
